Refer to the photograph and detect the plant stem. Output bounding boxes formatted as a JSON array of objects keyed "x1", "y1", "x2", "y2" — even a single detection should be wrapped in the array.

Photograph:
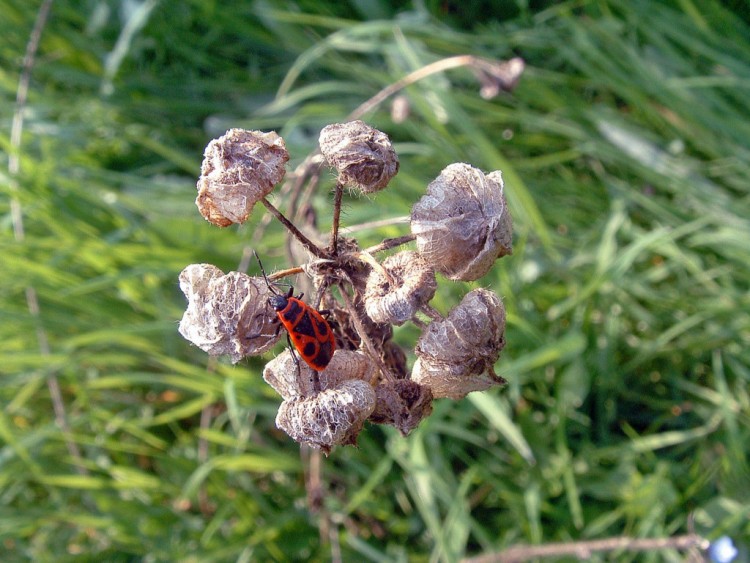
[
  {"x1": 261, "y1": 197, "x2": 328, "y2": 259},
  {"x1": 330, "y1": 181, "x2": 344, "y2": 255},
  {"x1": 462, "y1": 533, "x2": 710, "y2": 563},
  {"x1": 364, "y1": 234, "x2": 416, "y2": 255},
  {"x1": 268, "y1": 265, "x2": 305, "y2": 282},
  {"x1": 347, "y1": 55, "x2": 477, "y2": 121}
]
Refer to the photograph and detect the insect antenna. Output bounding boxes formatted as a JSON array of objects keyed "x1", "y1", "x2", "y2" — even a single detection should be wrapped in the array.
[{"x1": 253, "y1": 249, "x2": 295, "y2": 295}]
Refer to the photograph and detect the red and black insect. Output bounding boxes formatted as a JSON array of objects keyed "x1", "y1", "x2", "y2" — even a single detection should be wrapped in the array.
[{"x1": 255, "y1": 252, "x2": 335, "y2": 372}]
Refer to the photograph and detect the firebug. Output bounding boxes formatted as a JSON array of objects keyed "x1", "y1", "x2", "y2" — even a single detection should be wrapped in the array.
[{"x1": 254, "y1": 252, "x2": 335, "y2": 372}]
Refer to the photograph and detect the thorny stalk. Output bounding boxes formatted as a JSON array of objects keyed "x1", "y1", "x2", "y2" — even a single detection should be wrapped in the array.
[{"x1": 9, "y1": 0, "x2": 88, "y2": 476}]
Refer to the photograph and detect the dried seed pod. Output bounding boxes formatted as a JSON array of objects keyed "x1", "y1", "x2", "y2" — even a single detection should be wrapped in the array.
[
  {"x1": 411, "y1": 163, "x2": 513, "y2": 281},
  {"x1": 178, "y1": 264, "x2": 281, "y2": 363},
  {"x1": 196, "y1": 129, "x2": 289, "y2": 226},
  {"x1": 382, "y1": 340, "x2": 408, "y2": 379},
  {"x1": 263, "y1": 349, "x2": 376, "y2": 400},
  {"x1": 330, "y1": 295, "x2": 394, "y2": 352},
  {"x1": 412, "y1": 288, "x2": 507, "y2": 399},
  {"x1": 473, "y1": 56, "x2": 525, "y2": 99},
  {"x1": 370, "y1": 380, "x2": 433, "y2": 436},
  {"x1": 275, "y1": 380, "x2": 376, "y2": 454},
  {"x1": 364, "y1": 251, "x2": 437, "y2": 325},
  {"x1": 319, "y1": 120, "x2": 399, "y2": 194}
]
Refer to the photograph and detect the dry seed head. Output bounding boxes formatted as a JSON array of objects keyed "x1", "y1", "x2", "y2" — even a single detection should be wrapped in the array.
[
  {"x1": 263, "y1": 349, "x2": 376, "y2": 400},
  {"x1": 333, "y1": 295, "x2": 394, "y2": 351},
  {"x1": 196, "y1": 128, "x2": 289, "y2": 226},
  {"x1": 412, "y1": 288, "x2": 507, "y2": 399},
  {"x1": 275, "y1": 379, "x2": 376, "y2": 454},
  {"x1": 382, "y1": 340, "x2": 408, "y2": 379},
  {"x1": 178, "y1": 264, "x2": 282, "y2": 363},
  {"x1": 411, "y1": 163, "x2": 513, "y2": 281},
  {"x1": 364, "y1": 251, "x2": 437, "y2": 325},
  {"x1": 473, "y1": 57, "x2": 526, "y2": 99},
  {"x1": 319, "y1": 120, "x2": 399, "y2": 194},
  {"x1": 370, "y1": 380, "x2": 433, "y2": 436}
]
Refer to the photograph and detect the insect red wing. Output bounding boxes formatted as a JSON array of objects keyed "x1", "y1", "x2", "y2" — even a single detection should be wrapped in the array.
[{"x1": 278, "y1": 298, "x2": 335, "y2": 371}]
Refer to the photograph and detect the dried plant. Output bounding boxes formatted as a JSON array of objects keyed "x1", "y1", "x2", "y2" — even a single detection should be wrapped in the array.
[{"x1": 179, "y1": 57, "x2": 521, "y2": 454}]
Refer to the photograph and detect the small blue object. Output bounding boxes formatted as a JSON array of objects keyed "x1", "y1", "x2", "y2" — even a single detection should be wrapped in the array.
[{"x1": 709, "y1": 536, "x2": 738, "y2": 563}]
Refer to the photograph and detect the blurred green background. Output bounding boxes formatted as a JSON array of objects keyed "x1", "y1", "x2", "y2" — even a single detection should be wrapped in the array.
[{"x1": 2, "y1": 0, "x2": 749, "y2": 561}]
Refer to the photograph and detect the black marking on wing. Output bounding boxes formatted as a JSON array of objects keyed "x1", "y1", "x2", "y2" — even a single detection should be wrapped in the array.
[
  {"x1": 290, "y1": 309, "x2": 315, "y2": 337},
  {"x1": 302, "y1": 342, "x2": 317, "y2": 357},
  {"x1": 314, "y1": 317, "x2": 329, "y2": 336},
  {"x1": 312, "y1": 340, "x2": 333, "y2": 368},
  {"x1": 280, "y1": 299, "x2": 305, "y2": 325}
]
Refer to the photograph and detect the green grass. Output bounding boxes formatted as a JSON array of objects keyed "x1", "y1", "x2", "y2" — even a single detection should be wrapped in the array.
[{"x1": 2, "y1": 0, "x2": 749, "y2": 561}]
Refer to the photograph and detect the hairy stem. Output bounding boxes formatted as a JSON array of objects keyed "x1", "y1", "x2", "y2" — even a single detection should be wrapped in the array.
[
  {"x1": 261, "y1": 197, "x2": 328, "y2": 259},
  {"x1": 330, "y1": 181, "x2": 344, "y2": 255},
  {"x1": 365, "y1": 234, "x2": 416, "y2": 255}
]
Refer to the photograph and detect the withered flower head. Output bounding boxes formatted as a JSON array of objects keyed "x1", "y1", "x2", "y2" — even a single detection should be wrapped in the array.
[
  {"x1": 263, "y1": 349, "x2": 376, "y2": 400},
  {"x1": 411, "y1": 163, "x2": 512, "y2": 281},
  {"x1": 319, "y1": 120, "x2": 399, "y2": 194},
  {"x1": 178, "y1": 264, "x2": 281, "y2": 363},
  {"x1": 473, "y1": 57, "x2": 526, "y2": 99},
  {"x1": 370, "y1": 380, "x2": 433, "y2": 436},
  {"x1": 382, "y1": 340, "x2": 408, "y2": 379},
  {"x1": 364, "y1": 251, "x2": 437, "y2": 325},
  {"x1": 412, "y1": 288, "x2": 507, "y2": 399},
  {"x1": 196, "y1": 128, "x2": 289, "y2": 226},
  {"x1": 275, "y1": 380, "x2": 376, "y2": 454}
]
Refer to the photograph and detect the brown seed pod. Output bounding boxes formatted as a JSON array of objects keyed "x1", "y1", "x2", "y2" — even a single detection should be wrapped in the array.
[
  {"x1": 329, "y1": 294, "x2": 394, "y2": 352},
  {"x1": 382, "y1": 340, "x2": 408, "y2": 380},
  {"x1": 412, "y1": 288, "x2": 507, "y2": 399},
  {"x1": 473, "y1": 56, "x2": 526, "y2": 99},
  {"x1": 319, "y1": 120, "x2": 399, "y2": 194},
  {"x1": 275, "y1": 379, "x2": 376, "y2": 454},
  {"x1": 263, "y1": 349, "x2": 376, "y2": 400},
  {"x1": 410, "y1": 163, "x2": 513, "y2": 281},
  {"x1": 369, "y1": 380, "x2": 433, "y2": 436},
  {"x1": 364, "y1": 251, "x2": 437, "y2": 325},
  {"x1": 196, "y1": 129, "x2": 289, "y2": 226},
  {"x1": 177, "y1": 264, "x2": 281, "y2": 363}
]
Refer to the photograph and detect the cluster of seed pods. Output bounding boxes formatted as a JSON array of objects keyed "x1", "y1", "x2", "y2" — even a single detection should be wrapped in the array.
[{"x1": 179, "y1": 121, "x2": 513, "y2": 453}]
